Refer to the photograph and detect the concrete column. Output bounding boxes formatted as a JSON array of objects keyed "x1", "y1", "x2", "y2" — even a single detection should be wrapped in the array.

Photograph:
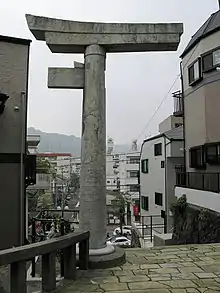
[{"x1": 79, "y1": 44, "x2": 106, "y2": 250}]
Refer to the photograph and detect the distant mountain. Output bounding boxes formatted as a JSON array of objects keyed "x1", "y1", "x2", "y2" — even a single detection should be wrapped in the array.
[{"x1": 27, "y1": 127, "x2": 138, "y2": 156}]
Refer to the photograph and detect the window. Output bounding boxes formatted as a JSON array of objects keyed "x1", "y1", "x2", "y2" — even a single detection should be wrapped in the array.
[
  {"x1": 175, "y1": 123, "x2": 183, "y2": 128},
  {"x1": 189, "y1": 146, "x2": 206, "y2": 169},
  {"x1": 128, "y1": 157, "x2": 140, "y2": 164},
  {"x1": 129, "y1": 171, "x2": 139, "y2": 178},
  {"x1": 141, "y1": 196, "x2": 149, "y2": 211},
  {"x1": 154, "y1": 143, "x2": 162, "y2": 156},
  {"x1": 107, "y1": 180, "x2": 110, "y2": 183},
  {"x1": 161, "y1": 161, "x2": 165, "y2": 168},
  {"x1": 206, "y1": 143, "x2": 220, "y2": 165},
  {"x1": 155, "y1": 192, "x2": 163, "y2": 206},
  {"x1": 188, "y1": 58, "x2": 201, "y2": 85},
  {"x1": 202, "y1": 47, "x2": 220, "y2": 72},
  {"x1": 141, "y1": 159, "x2": 148, "y2": 173},
  {"x1": 129, "y1": 185, "x2": 139, "y2": 192},
  {"x1": 213, "y1": 49, "x2": 220, "y2": 66}
]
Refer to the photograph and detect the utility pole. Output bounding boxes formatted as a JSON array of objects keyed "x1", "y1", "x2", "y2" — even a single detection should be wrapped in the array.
[{"x1": 61, "y1": 167, "x2": 64, "y2": 218}]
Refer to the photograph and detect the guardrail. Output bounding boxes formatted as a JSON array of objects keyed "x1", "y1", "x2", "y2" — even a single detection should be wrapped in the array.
[
  {"x1": 139, "y1": 215, "x2": 166, "y2": 242},
  {"x1": 176, "y1": 172, "x2": 220, "y2": 193},
  {"x1": 0, "y1": 231, "x2": 89, "y2": 293}
]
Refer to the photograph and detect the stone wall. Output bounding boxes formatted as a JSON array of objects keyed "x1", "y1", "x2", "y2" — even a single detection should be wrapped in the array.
[
  {"x1": 131, "y1": 228, "x2": 141, "y2": 248},
  {"x1": 170, "y1": 194, "x2": 220, "y2": 245}
]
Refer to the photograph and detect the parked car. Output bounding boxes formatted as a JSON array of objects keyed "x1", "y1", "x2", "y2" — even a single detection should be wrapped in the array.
[
  {"x1": 113, "y1": 226, "x2": 132, "y2": 236},
  {"x1": 107, "y1": 236, "x2": 131, "y2": 247}
]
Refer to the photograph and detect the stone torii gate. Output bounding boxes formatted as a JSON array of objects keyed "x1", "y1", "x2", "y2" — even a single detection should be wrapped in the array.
[{"x1": 26, "y1": 14, "x2": 183, "y2": 266}]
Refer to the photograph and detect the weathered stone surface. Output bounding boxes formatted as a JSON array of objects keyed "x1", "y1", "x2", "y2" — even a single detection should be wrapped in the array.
[
  {"x1": 195, "y1": 272, "x2": 217, "y2": 279},
  {"x1": 119, "y1": 275, "x2": 150, "y2": 282},
  {"x1": 55, "y1": 244, "x2": 220, "y2": 292},
  {"x1": 178, "y1": 267, "x2": 204, "y2": 273},
  {"x1": 160, "y1": 280, "x2": 197, "y2": 288},
  {"x1": 140, "y1": 264, "x2": 160, "y2": 269},
  {"x1": 48, "y1": 67, "x2": 84, "y2": 89},
  {"x1": 100, "y1": 282, "x2": 128, "y2": 291},
  {"x1": 113, "y1": 269, "x2": 134, "y2": 276},
  {"x1": 26, "y1": 14, "x2": 183, "y2": 53},
  {"x1": 128, "y1": 281, "x2": 169, "y2": 290}
]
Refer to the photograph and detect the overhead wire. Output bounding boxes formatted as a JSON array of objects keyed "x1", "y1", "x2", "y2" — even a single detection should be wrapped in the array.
[{"x1": 135, "y1": 37, "x2": 204, "y2": 142}]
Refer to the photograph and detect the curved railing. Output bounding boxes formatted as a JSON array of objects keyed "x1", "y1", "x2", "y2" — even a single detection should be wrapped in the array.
[{"x1": 0, "y1": 230, "x2": 89, "y2": 293}]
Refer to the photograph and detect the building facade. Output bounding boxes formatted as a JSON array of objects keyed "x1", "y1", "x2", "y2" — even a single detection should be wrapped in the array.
[
  {"x1": 0, "y1": 35, "x2": 31, "y2": 249},
  {"x1": 175, "y1": 8, "x2": 220, "y2": 210},
  {"x1": 106, "y1": 152, "x2": 140, "y2": 202},
  {"x1": 140, "y1": 115, "x2": 184, "y2": 232},
  {"x1": 37, "y1": 153, "x2": 72, "y2": 180}
]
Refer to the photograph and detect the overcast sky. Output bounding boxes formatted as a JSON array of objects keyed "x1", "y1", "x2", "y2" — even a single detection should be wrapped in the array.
[{"x1": 0, "y1": 0, "x2": 218, "y2": 144}]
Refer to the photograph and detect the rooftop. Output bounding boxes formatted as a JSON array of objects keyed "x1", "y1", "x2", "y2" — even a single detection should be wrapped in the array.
[
  {"x1": 143, "y1": 126, "x2": 183, "y2": 144},
  {"x1": 181, "y1": 9, "x2": 220, "y2": 58},
  {"x1": 57, "y1": 243, "x2": 220, "y2": 292},
  {"x1": 0, "y1": 35, "x2": 31, "y2": 46},
  {"x1": 37, "y1": 153, "x2": 72, "y2": 157}
]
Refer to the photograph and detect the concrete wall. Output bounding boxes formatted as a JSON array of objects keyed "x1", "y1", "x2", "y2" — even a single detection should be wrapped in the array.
[
  {"x1": 0, "y1": 36, "x2": 30, "y2": 249},
  {"x1": 159, "y1": 115, "x2": 183, "y2": 134},
  {"x1": 175, "y1": 186, "x2": 220, "y2": 213},
  {"x1": 182, "y1": 30, "x2": 220, "y2": 171}
]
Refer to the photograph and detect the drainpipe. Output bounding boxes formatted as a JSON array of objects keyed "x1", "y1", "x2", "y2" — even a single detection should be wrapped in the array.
[
  {"x1": 180, "y1": 61, "x2": 186, "y2": 173},
  {"x1": 164, "y1": 136, "x2": 172, "y2": 234},
  {"x1": 20, "y1": 91, "x2": 26, "y2": 245}
]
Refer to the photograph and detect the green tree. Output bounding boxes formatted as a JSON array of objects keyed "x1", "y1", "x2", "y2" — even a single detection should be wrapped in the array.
[
  {"x1": 69, "y1": 172, "x2": 80, "y2": 194},
  {"x1": 36, "y1": 158, "x2": 51, "y2": 174}
]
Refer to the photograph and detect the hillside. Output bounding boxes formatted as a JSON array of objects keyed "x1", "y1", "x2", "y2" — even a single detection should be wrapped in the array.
[{"x1": 27, "y1": 127, "x2": 137, "y2": 156}]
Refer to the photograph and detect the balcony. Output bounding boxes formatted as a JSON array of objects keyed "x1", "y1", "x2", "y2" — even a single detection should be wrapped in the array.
[
  {"x1": 173, "y1": 90, "x2": 183, "y2": 117},
  {"x1": 176, "y1": 172, "x2": 220, "y2": 193},
  {"x1": 175, "y1": 172, "x2": 220, "y2": 213}
]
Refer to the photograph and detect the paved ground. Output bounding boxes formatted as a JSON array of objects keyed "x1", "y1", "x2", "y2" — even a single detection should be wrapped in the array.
[{"x1": 55, "y1": 243, "x2": 220, "y2": 293}]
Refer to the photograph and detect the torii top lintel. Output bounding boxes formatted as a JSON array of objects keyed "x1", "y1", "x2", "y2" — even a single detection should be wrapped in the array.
[{"x1": 26, "y1": 14, "x2": 183, "y2": 54}]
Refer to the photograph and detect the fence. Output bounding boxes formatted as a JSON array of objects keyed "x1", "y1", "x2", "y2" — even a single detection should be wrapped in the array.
[
  {"x1": 29, "y1": 217, "x2": 73, "y2": 278},
  {"x1": 139, "y1": 215, "x2": 166, "y2": 242},
  {"x1": 0, "y1": 231, "x2": 89, "y2": 293},
  {"x1": 176, "y1": 172, "x2": 220, "y2": 193}
]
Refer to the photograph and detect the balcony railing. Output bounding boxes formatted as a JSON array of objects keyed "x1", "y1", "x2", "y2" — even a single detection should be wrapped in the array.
[
  {"x1": 176, "y1": 172, "x2": 220, "y2": 193},
  {"x1": 173, "y1": 90, "x2": 183, "y2": 117}
]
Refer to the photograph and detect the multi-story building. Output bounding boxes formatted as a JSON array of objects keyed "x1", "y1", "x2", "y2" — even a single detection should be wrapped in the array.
[
  {"x1": 106, "y1": 152, "x2": 140, "y2": 202},
  {"x1": 175, "y1": 7, "x2": 220, "y2": 212},
  {"x1": 70, "y1": 157, "x2": 81, "y2": 176},
  {"x1": 37, "y1": 153, "x2": 72, "y2": 180},
  {"x1": 0, "y1": 35, "x2": 31, "y2": 249},
  {"x1": 140, "y1": 113, "x2": 184, "y2": 232}
]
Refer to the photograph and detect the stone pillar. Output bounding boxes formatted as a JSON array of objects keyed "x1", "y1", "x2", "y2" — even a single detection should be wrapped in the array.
[{"x1": 79, "y1": 44, "x2": 107, "y2": 250}]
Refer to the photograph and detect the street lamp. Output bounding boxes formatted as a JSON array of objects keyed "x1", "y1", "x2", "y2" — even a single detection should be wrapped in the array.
[{"x1": 0, "y1": 92, "x2": 9, "y2": 115}]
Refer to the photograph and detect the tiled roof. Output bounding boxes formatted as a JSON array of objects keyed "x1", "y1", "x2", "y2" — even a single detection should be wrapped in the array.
[{"x1": 181, "y1": 9, "x2": 220, "y2": 58}]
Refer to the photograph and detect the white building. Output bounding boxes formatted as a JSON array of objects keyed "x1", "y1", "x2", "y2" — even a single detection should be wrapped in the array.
[
  {"x1": 140, "y1": 116, "x2": 184, "y2": 232},
  {"x1": 106, "y1": 152, "x2": 140, "y2": 202},
  {"x1": 37, "y1": 153, "x2": 72, "y2": 180},
  {"x1": 70, "y1": 157, "x2": 81, "y2": 176}
]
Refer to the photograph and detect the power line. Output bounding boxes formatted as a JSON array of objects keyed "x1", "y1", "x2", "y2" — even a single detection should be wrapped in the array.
[
  {"x1": 136, "y1": 76, "x2": 180, "y2": 141},
  {"x1": 136, "y1": 38, "x2": 204, "y2": 142}
]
